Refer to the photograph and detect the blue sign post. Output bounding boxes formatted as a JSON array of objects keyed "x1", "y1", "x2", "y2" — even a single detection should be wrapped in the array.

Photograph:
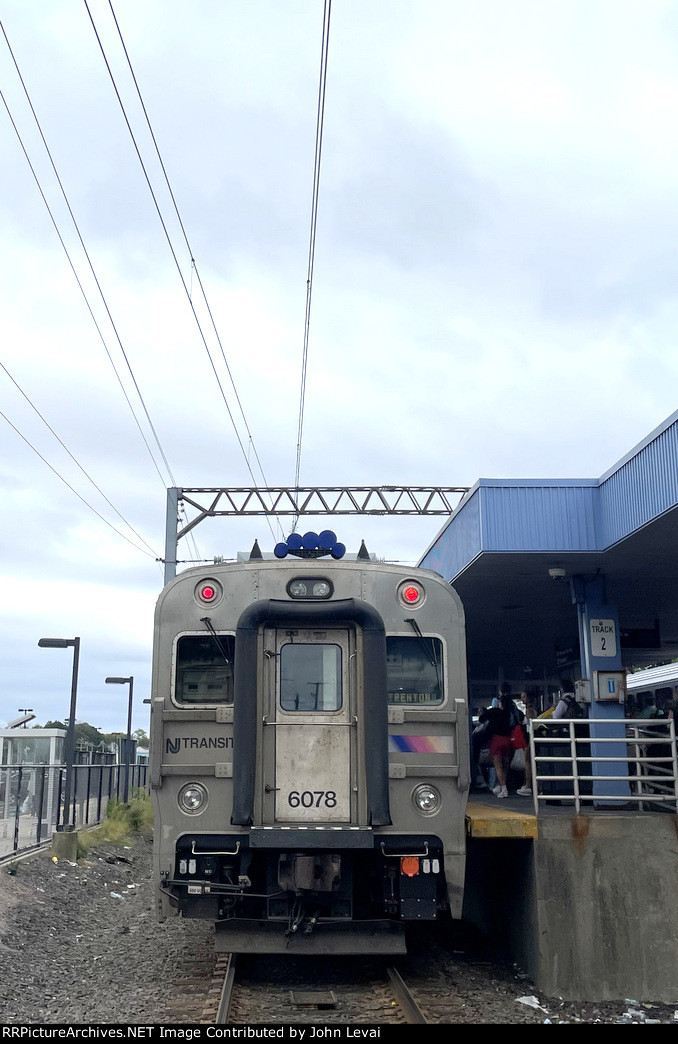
[{"x1": 573, "y1": 576, "x2": 630, "y2": 805}]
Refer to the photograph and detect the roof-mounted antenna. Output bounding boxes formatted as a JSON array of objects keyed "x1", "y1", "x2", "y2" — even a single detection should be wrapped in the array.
[
  {"x1": 249, "y1": 539, "x2": 263, "y2": 560},
  {"x1": 357, "y1": 540, "x2": 370, "y2": 561}
]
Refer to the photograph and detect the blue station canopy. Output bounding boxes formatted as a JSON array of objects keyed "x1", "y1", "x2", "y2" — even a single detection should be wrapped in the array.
[{"x1": 418, "y1": 410, "x2": 678, "y2": 690}]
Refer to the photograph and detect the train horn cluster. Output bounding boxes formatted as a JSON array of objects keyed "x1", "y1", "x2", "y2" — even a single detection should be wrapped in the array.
[{"x1": 273, "y1": 531, "x2": 346, "y2": 560}]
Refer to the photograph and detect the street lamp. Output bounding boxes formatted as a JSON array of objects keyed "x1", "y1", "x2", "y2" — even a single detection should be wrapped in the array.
[
  {"x1": 38, "y1": 637, "x2": 80, "y2": 831},
  {"x1": 105, "y1": 676, "x2": 134, "y2": 803}
]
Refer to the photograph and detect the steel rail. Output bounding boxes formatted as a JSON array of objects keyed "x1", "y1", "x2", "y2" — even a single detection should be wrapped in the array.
[
  {"x1": 215, "y1": 953, "x2": 237, "y2": 1024},
  {"x1": 386, "y1": 965, "x2": 428, "y2": 1024}
]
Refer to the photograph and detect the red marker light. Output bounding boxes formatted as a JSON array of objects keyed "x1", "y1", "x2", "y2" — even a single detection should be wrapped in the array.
[
  {"x1": 397, "y1": 580, "x2": 425, "y2": 608},
  {"x1": 194, "y1": 578, "x2": 222, "y2": 605}
]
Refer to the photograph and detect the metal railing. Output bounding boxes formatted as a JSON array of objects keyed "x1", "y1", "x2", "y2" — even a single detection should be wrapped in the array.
[
  {"x1": 530, "y1": 718, "x2": 678, "y2": 815},
  {"x1": 0, "y1": 761, "x2": 149, "y2": 859}
]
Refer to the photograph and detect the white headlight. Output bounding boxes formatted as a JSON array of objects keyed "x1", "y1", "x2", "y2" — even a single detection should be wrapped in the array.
[
  {"x1": 178, "y1": 782, "x2": 208, "y2": 815},
  {"x1": 413, "y1": 783, "x2": 441, "y2": 815},
  {"x1": 287, "y1": 577, "x2": 333, "y2": 599}
]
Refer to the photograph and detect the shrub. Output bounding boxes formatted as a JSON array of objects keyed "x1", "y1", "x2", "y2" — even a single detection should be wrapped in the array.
[
  {"x1": 126, "y1": 794, "x2": 153, "y2": 833},
  {"x1": 78, "y1": 792, "x2": 153, "y2": 856}
]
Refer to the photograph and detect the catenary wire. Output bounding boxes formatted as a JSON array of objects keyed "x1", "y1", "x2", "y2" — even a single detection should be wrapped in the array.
[
  {"x1": 0, "y1": 20, "x2": 176, "y2": 492},
  {"x1": 180, "y1": 502, "x2": 203, "y2": 564},
  {"x1": 1, "y1": 21, "x2": 202, "y2": 569},
  {"x1": 104, "y1": 0, "x2": 279, "y2": 547},
  {"x1": 0, "y1": 410, "x2": 157, "y2": 559},
  {"x1": 83, "y1": 0, "x2": 279, "y2": 543},
  {"x1": 0, "y1": 360, "x2": 160, "y2": 558},
  {"x1": 292, "y1": 0, "x2": 332, "y2": 527},
  {"x1": 106, "y1": 1, "x2": 279, "y2": 521},
  {"x1": 0, "y1": 83, "x2": 197, "y2": 574},
  {"x1": 0, "y1": 82, "x2": 168, "y2": 492}
]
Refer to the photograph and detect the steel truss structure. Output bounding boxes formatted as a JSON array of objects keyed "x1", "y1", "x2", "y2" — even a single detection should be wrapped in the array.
[{"x1": 163, "y1": 486, "x2": 469, "y2": 583}]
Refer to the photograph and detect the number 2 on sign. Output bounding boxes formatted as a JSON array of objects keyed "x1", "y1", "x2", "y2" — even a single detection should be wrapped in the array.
[{"x1": 287, "y1": 790, "x2": 337, "y2": 808}]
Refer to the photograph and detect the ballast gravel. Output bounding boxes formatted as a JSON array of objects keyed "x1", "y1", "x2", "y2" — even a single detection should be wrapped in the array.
[
  {"x1": 0, "y1": 836, "x2": 214, "y2": 1025},
  {"x1": 0, "y1": 835, "x2": 676, "y2": 1025}
]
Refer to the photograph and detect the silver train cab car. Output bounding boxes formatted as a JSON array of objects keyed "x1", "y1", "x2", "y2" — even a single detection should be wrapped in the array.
[{"x1": 150, "y1": 535, "x2": 470, "y2": 953}]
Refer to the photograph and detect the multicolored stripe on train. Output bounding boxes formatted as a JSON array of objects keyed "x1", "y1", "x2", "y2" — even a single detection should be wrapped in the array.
[{"x1": 388, "y1": 735, "x2": 454, "y2": 754}]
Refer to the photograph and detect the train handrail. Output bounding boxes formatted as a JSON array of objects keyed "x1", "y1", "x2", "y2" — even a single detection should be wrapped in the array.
[
  {"x1": 380, "y1": 841, "x2": 429, "y2": 858},
  {"x1": 191, "y1": 839, "x2": 241, "y2": 856},
  {"x1": 262, "y1": 716, "x2": 358, "y2": 727}
]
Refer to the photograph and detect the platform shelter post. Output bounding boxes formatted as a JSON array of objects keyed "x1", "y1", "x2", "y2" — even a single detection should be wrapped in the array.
[{"x1": 572, "y1": 575, "x2": 630, "y2": 804}]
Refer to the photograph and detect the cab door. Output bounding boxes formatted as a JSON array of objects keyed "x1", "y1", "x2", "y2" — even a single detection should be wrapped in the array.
[{"x1": 264, "y1": 627, "x2": 354, "y2": 823}]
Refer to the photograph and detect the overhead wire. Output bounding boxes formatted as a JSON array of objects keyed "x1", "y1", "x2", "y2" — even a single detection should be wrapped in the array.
[
  {"x1": 0, "y1": 360, "x2": 160, "y2": 558},
  {"x1": 106, "y1": 1, "x2": 278, "y2": 525},
  {"x1": 5, "y1": 4, "x2": 332, "y2": 562},
  {"x1": 83, "y1": 0, "x2": 279, "y2": 544},
  {"x1": 0, "y1": 409, "x2": 158, "y2": 559},
  {"x1": 104, "y1": 0, "x2": 277, "y2": 551},
  {"x1": 0, "y1": 89, "x2": 167, "y2": 566},
  {"x1": 0, "y1": 19, "x2": 175, "y2": 494},
  {"x1": 178, "y1": 499, "x2": 203, "y2": 566},
  {"x1": 292, "y1": 0, "x2": 332, "y2": 529},
  {"x1": 1, "y1": 18, "x2": 202, "y2": 570}
]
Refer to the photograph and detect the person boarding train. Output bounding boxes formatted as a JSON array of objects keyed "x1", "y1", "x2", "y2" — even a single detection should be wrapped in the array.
[{"x1": 478, "y1": 684, "x2": 531, "y2": 798}]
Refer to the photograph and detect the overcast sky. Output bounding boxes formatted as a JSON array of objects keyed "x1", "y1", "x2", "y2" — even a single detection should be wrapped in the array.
[{"x1": 2, "y1": 0, "x2": 678, "y2": 734}]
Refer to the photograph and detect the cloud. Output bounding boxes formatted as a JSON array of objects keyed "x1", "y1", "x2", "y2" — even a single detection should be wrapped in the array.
[{"x1": 1, "y1": 0, "x2": 678, "y2": 731}]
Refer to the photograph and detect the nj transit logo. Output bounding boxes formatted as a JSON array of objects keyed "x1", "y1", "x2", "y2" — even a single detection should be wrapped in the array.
[{"x1": 165, "y1": 736, "x2": 232, "y2": 754}]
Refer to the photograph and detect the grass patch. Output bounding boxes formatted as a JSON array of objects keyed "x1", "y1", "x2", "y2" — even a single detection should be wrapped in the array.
[{"x1": 77, "y1": 790, "x2": 153, "y2": 858}]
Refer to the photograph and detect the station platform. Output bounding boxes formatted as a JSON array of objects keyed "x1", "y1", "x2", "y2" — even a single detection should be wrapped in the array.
[
  {"x1": 467, "y1": 789, "x2": 675, "y2": 838},
  {"x1": 463, "y1": 799, "x2": 678, "y2": 1002},
  {"x1": 466, "y1": 796, "x2": 538, "y2": 838}
]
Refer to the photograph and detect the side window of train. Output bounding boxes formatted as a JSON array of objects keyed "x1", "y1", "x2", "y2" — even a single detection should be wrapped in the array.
[
  {"x1": 175, "y1": 634, "x2": 235, "y2": 704},
  {"x1": 386, "y1": 635, "x2": 444, "y2": 706},
  {"x1": 280, "y1": 643, "x2": 342, "y2": 712}
]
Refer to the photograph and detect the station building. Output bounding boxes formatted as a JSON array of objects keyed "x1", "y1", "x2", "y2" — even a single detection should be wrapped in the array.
[{"x1": 418, "y1": 408, "x2": 678, "y2": 1002}]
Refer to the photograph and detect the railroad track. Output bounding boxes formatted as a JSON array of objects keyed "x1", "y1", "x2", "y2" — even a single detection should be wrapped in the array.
[{"x1": 202, "y1": 953, "x2": 465, "y2": 1024}]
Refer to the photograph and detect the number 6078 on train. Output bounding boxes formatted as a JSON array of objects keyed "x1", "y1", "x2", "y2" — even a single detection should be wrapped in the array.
[{"x1": 150, "y1": 539, "x2": 470, "y2": 954}]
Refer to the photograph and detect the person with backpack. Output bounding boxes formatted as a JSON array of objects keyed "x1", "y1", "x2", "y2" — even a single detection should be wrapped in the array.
[
  {"x1": 553, "y1": 681, "x2": 584, "y2": 721},
  {"x1": 481, "y1": 683, "x2": 529, "y2": 798},
  {"x1": 551, "y1": 680, "x2": 588, "y2": 800},
  {"x1": 639, "y1": 695, "x2": 669, "y2": 719}
]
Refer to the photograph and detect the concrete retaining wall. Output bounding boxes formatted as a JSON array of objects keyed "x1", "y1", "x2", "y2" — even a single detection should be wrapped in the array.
[{"x1": 464, "y1": 814, "x2": 678, "y2": 1002}]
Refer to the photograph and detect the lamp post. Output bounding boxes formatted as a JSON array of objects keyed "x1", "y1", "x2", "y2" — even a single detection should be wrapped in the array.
[
  {"x1": 38, "y1": 637, "x2": 80, "y2": 831},
  {"x1": 105, "y1": 676, "x2": 133, "y2": 803}
]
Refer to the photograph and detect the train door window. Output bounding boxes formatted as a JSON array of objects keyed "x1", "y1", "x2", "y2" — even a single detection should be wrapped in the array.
[
  {"x1": 386, "y1": 635, "x2": 444, "y2": 705},
  {"x1": 175, "y1": 634, "x2": 235, "y2": 704},
  {"x1": 279, "y1": 643, "x2": 342, "y2": 712}
]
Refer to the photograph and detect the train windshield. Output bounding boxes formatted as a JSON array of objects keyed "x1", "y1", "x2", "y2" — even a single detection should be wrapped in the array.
[
  {"x1": 175, "y1": 634, "x2": 235, "y2": 703},
  {"x1": 280, "y1": 643, "x2": 342, "y2": 712},
  {"x1": 386, "y1": 635, "x2": 444, "y2": 705}
]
